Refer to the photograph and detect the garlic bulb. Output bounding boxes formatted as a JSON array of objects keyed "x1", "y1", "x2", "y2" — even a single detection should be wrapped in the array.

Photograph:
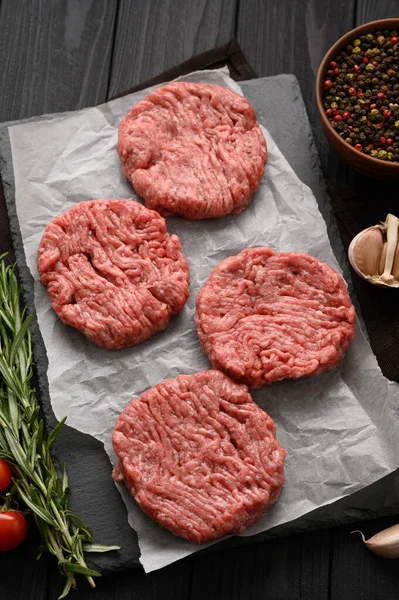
[
  {"x1": 352, "y1": 525, "x2": 399, "y2": 558},
  {"x1": 348, "y1": 213, "x2": 399, "y2": 288}
]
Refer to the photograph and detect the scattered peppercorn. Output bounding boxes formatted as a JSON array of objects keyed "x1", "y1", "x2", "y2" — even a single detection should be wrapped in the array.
[{"x1": 322, "y1": 28, "x2": 399, "y2": 162}]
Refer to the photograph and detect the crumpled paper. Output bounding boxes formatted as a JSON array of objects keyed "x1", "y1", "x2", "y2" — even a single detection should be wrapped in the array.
[{"x1": 8, "y1": 68, "x2": 399, "y2": 572}]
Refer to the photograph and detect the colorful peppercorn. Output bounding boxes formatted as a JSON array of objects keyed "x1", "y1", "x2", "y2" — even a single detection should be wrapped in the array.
[{"x1": 322, "y1": 29, "x2": 399, "y2": 161}]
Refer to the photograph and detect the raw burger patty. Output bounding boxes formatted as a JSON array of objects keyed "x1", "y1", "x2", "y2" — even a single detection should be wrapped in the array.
[
  {"x1": 112, "y1": 370, "x2": 286, "y2": 544},
  {"x1": 117, "y1": 82, "x2": 267, "y2": 220},
  {"x1": 195, "y1": 248, "x2": 356, "y2": 388},
  {"x1": 38, "y1": 199, "x2": 189, "y2": 349}
]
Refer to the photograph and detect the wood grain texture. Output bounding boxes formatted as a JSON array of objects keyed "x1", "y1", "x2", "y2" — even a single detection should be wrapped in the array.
[
  {"x1": 300, "y1": 529, "x2": 332, "y2": 600},
  {"x1": 0, "y1": 0, "x2": 118, "y2": 121},
  {"x1": 108, "y1": 0, "x2": 237, "y2": 98},
  {"x1": 188, "y1": 537, "x2": 304, "y2": 600},
  {"x1": 356, "y1": 0, "x2": 399, "y2": 25},
  {"x1": 236, "y1": 0, "x2": 356, "y2": 185},
  {"x1": 1, "y1": 1, "x2": 399, "y2": 599}
]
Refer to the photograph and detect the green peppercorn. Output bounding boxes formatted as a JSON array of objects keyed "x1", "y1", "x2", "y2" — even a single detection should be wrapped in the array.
[
  {"x1": 360, "y1": 115, "x2": 367, "y2": 122},
  {"x1": 378, "y1": 150, "x2": 388, "y2": 159},
  {"x1": 370, "y1": 149, "x2": 378, "y2": 157},
  {"x1": 331, "y1": 102, "x2": 338, "y2": 109},
  {"x1": 366, "y1": 33, "x2": 374, "y2": 41},
  {"x1": 352, "y1": 47, "x2": 361, "y2": 54},
  {"x1": 387, "y1": 152, "x2": 393, "y2": 160},
  {"x1": 353, "y1": 39, "x2": 361, "y2": 46},
  {"x1": 366, "y1": 63, "x2": 375, "y2": 71},
  {"x1": 377, "y1": 36, "x2": 385, "y2": 45},
  {"x1": 395, "y1": 120, "x2": 399, "y2": 128},
  {"x1": 345, "y1": 137, "x2": 352, "y2": 144}
]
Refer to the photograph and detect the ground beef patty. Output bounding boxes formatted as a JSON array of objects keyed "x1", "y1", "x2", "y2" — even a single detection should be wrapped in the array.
[
  {"x1": 38, "y1": 199, "x2": 189, "y2": 349},
  {"x1": 112, "y1": 370, "x2": 286, "y2": 544},
  {"x1": 117, "y1": 82, "x2": 267, "y2": 220},
  {"x1": 196, "y1": 248, "x2": 356, "y2": 388}
]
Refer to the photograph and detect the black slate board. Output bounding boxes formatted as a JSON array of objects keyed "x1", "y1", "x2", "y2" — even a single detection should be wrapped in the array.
[{"x1": 1, "y1": 44, "x2": 399, "y2": 575}]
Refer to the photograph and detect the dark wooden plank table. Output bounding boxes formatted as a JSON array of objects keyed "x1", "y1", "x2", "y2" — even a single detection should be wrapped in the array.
[{"x1": 1, "y1": 1, "x2": 399, "y2": 598}]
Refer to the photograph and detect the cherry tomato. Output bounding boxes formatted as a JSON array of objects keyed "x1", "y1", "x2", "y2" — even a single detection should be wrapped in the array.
[
  {"x1": 0, "y1": 459, "x2": 12, "y2": 492},
  {"x1": 0, "y1": 511, "x2": 28, "y2": 551}
]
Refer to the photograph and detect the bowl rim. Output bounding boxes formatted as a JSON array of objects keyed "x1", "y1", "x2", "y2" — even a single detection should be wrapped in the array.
[{"x1": 315, "y1": 18, "x2": 399, "y2": 171}]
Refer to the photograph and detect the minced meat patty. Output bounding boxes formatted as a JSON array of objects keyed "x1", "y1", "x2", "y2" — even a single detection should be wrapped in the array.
[
  {"x1": 37, "y1": 199, "x2": 189, "y2": 349},
  {"x1": 112, "y1": 370, "x2": 286, "y2": 544},
  {"x1": 195, "y1": 248, "x2": 356, "y2": 388},
  {"x1": 117, "y1": 82, "x2": 267, "y2": 220}
]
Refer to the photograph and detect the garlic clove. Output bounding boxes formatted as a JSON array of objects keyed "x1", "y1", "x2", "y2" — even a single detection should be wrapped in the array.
[
  {"x1": 348, "y1": 213, "x2": 399, "y2": 288},
  {"x1": 352, "y1": 524, "x2": 399, "y2": 558},
  {"x1": 348, "y1": 227, "x2": 384, "y2": 278}
]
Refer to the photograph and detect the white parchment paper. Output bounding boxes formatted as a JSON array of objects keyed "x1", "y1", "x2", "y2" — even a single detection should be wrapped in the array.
[{"x1": 8, "y1": 68, "x2": 399, "y2": 572}]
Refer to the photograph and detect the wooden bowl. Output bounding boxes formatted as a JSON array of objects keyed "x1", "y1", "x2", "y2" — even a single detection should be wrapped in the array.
[{"x1": 316, "y1": 18, "x2": 399, "y2": 180}]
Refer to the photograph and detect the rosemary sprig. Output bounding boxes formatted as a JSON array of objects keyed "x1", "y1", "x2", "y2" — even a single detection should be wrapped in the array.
[{"x1": 0, "y1": 257, "x2": 119, "y2": 599}]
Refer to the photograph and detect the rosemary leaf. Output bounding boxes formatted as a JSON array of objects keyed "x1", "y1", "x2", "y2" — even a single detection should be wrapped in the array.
[
  {"x1": 62, "y1": 562, "x2": 101, "y2": 577},
  {"x1": 58, "y1": 575, "x2": 74, "y2": 600},
  {"x1": 47, "y1": 416, "x2": 67, "y2": 448},
  {"x1": 83, "y1": 543, "x2": 121, "y2": 553}
]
